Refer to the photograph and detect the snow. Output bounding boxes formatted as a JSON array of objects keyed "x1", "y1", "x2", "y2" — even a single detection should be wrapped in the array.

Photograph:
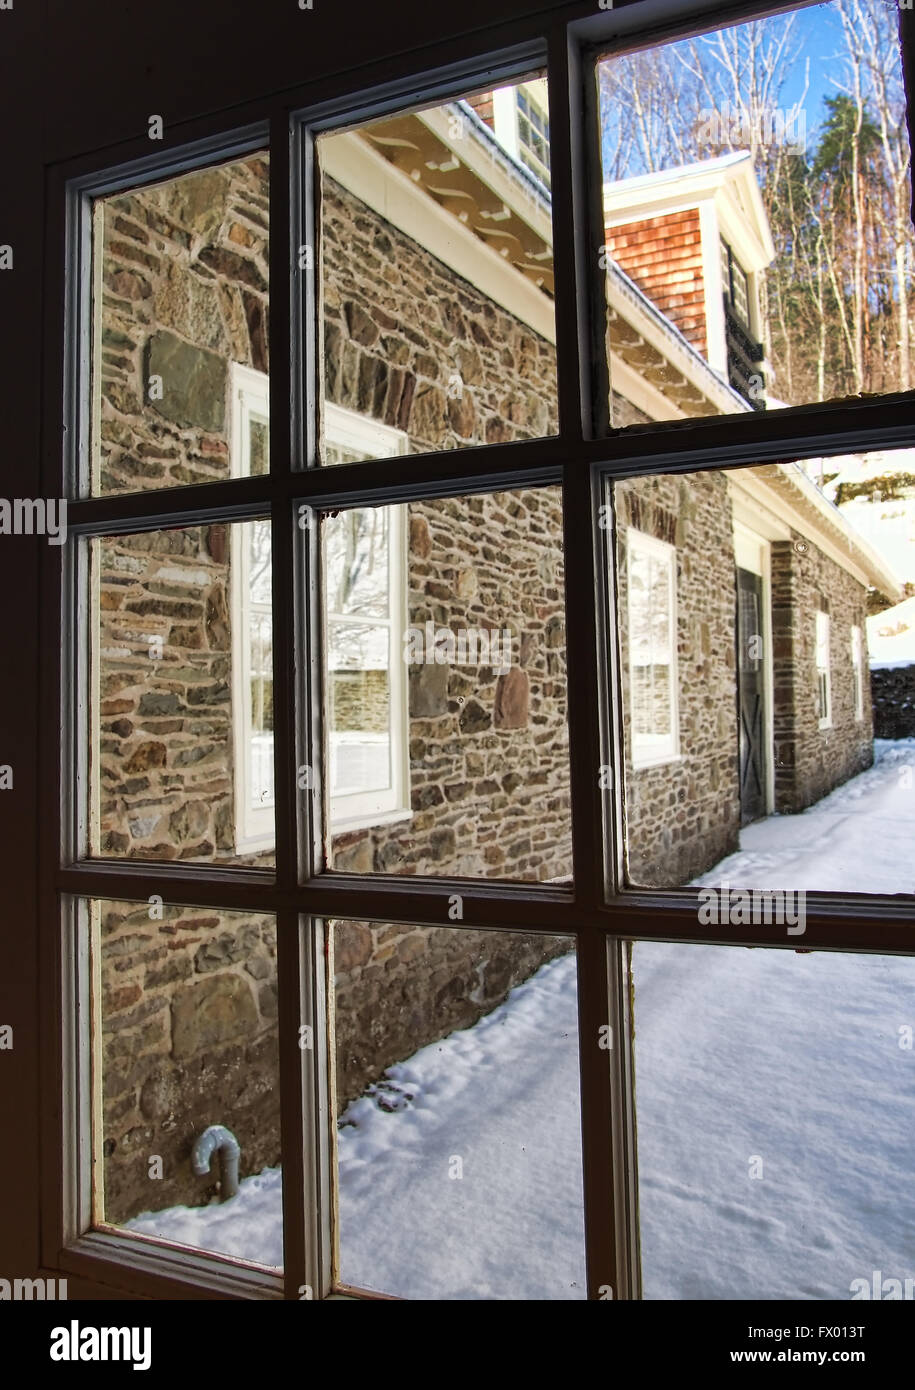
[
  {"x1": 802, "y1": 448, "x2": 915, "y2": 589},
  {"x1": 867, "y1": 595, "x2": 915, "y2": 670},
  {"x1": 125, "y1": 740, "x2": 915, "y2": 1300},
  {"x1": 695, "y1": 738, "x2": 915, "y2": 897}
]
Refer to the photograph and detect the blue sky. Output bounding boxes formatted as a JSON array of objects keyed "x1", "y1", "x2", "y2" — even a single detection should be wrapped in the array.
[{"x1": 600, "y1": 0, "x2": 904, "y2": 168}]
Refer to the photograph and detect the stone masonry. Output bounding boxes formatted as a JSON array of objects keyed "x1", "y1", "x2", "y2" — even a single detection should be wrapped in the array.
[
  {"x1": 96, "y1": 150, "x2": 877, "y2": 1224},
  {"x1": 614, "y1": 470, "x2": 742, "y2": 886},
  {"x1": 770, "y1": 536, "x2": 873, "y2": 811},
  {"x1": 97, "y1": 154, "x2": 577, "y2": 1221},
  {"x1": 871, "y1": 664, "x2": 915, "y2": 738}
]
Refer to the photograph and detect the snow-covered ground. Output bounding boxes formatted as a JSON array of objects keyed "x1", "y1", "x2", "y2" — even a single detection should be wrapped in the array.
[
  {"x1": 126, "y1": 740, "x2": 915, "y2": 1299},
  {"x1": 697, "y1": 737, "x2": 915, "y2": 896}
]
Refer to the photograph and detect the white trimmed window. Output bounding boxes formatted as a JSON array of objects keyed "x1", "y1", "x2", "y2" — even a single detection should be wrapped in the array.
[
  {"x1": 851, "y1": 624, "x2": 865, "y2": 721},
  {"x1": 816, "y1": 609, "x2": 832, "y2": 729},
  {"x1": 491, "y1": 79, "x2": 551, "y2": 188},
  {"x1": 627, "y1": 528, "x2": 679, "y2": 768},
  {"x1": 230, "y1": 365, "x2": 274, "y2": 852},
  {"x1": 721, "y1": 237, "x2": 751, "y2": 329},
  {"x1": 230, "y1": 369, "x2": 409, "y2": 851}
]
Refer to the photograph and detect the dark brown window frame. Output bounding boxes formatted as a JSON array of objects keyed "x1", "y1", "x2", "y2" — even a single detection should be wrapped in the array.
[{"x1": 35, "y1": 0, "x2": 915, "y2": 1302}]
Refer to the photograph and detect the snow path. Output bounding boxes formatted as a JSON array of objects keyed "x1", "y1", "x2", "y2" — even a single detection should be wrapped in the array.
[
  {"x1": 697, "y1": 740, "x2": 915, "y2": 896},
  {"x1": 126, "y1": 740, "x2": 915, "y2": 1299}
]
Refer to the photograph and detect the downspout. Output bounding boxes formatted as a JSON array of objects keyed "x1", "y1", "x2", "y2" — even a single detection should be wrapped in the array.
[{"x1": 191, "y1": 1125, "x2": 241, "y2": 1201}]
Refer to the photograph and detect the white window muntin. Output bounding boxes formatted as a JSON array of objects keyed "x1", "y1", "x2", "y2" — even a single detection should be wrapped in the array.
[
  {"x1": 627, "y1": 527, "x2": 679, "y2": 769},
  {"x1": 230, "y1": 364, "x2": 275, "y2": 852},
  {"x1": 851, "y1": 624, "x2": 865, "y2": 722}
]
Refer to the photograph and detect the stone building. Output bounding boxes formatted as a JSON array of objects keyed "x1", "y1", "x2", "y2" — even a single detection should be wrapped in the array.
[{"x1": 92, "y1": 82, "x2": 900, "y2": 1221}]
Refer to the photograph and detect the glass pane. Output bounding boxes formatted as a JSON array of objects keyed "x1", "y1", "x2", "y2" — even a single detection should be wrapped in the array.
[
  {"x1": 319, "y1": 487, "x2": 572, "y2": 880},
  {"x1": 598, "y1": 1, "x2": 915, "y2": 423},
  {"x1": 611, "y1": 448, "x2": 914, "y2": 893},
  {"x1": 91, "y1": 153, "x2": 269, "y2": 495},
  {"x1": 332, "y1": 920, "x2": 585, "y2": 1299},
  {"x1": 90, "y1": 520, "x2": 275, "y2": 865},
  {"x1": 92, "y1": 898, "x2": 281, "y2": 1269},
  {"x1": 325, "y1": 508, "x2": 390, "y2": 618},
  {"x1": 633, "y1": 941, "x2": 915, "y2": 1299},
  {"x1": 316, "y1": 73, "x2": 557, "y2": 464}
]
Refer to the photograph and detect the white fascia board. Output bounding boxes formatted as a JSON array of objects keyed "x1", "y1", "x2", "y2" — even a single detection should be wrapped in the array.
[
  {"x1": 778, "y1": 463, "x2": 903, "y2": 598},
  {"x1": 604, "y1": 190, "x2": 708, "y2": 230},
  {"x1": 610, "y1": 352, "x2": 686, "y2": 420},
  {"x1": 700, "y1": 199, "x2": 727, "y2": 375},
  {"x1": 717, "y1": 183, "x2": 774, "y2": 274},
  {"x1": 726, "y1": 470, "x2": 793, "y2": 541},
  {"x1": 728, "y1": 465, "x2": 903, "y2": 597},
  {"x1": 321, "y1": 130, "x2": 556, "y2": 343}
]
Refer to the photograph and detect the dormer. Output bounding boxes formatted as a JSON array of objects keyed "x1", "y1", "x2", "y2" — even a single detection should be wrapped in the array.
[{"x1": 603, "y1": 152, "x2": 776, "y2": 409}]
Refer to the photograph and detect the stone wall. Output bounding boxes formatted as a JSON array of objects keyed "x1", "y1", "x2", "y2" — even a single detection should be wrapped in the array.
[
  {"x1": 100, "y1": 901, "x2": 279, "y2": 1223},
  {"x1": 870, "y1": 664, "x2": 915, "y2": 738},
  {"x1": 97, "y1": 158, "x2": 269, "y2": 495},
  {"x1": 770, "y1": 536, "x2": 873, "y2": 812},
  {"x1": 333, "y1": 922, "x2": 570, "y2": 1109},
  {"x1": 614, "y1": 471, "x2": 742, "y2": 886},
  {"x1": 321, "y1": 175, "x2": 556, "y2": 450},
  {"x1": 96, "y1": 523, "x2": 250, "y2": 865},
  {"x1": 331, "y1": 490, "x2": 572, "y2": 882},
  {"x1": 97, "y1": 155, "x2": 574, "y2": 1220}
]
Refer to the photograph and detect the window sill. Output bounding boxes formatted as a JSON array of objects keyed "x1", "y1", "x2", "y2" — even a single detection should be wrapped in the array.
[
  {"x1": 631, "y1": 752, "x2": 683, "y2": 772},
  {"x1": 330, "y1": 807, "x2": 413, "y2": 836}
]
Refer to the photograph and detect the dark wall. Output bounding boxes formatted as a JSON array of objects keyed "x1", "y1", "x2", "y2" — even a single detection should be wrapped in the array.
[{"x1": 871, "y1": 664, "x2": 915, "y2": 739}]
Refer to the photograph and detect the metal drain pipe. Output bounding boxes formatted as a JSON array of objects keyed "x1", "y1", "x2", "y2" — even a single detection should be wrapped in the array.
[{"x1": 191, "y1": 1125, "x2": 241, "y2": 1201}]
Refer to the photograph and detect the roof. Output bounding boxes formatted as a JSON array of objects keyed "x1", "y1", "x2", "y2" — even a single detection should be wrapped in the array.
[
  {"x1": 867, "y1": 595, "x2": 915, "y2": 668},
  {"x1": 603, "y1": 149, "x2": 776, "y2": 271}
]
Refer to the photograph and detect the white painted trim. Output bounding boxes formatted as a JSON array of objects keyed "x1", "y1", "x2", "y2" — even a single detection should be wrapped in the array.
[
  {"x1": 491, "y1": 87, "x2": 520, "y2": 162},
  {"x1": 419, "y1": 102, "x2": 553, "y2": 242},
  {"x1": 733, "y1": 521, "x2": 775, "y2": 815},
  {"x1": 229, "y1": 373, "x2": 412, "y2": 853},
  {"x1": 609, "y1": 352, "x2": 686, "y2": 421},
  {"x1": 627, "y1": 527, "x2": 680, "y2": 769},
  {"x1": 321, "y1": 402, "x2": 410, "y2": 831},
  {"x1": 728, "y1": 465, "x2": 901, "y2": 598},
  {"x1": 320, "y1": 130, "x2": 556, "y2": 342},
  {"x1": 726, "y1": 472, "x2": 793, "y2": 542},
  {"x1": 700, "y1": 199, "x2": 727, "y2": 375},
  {"x1": 603, "y1": 153, "x2": 774, "y2": 268},
  {"x1": 230, "y1": 363, "x2": 273, "y2": 853}
]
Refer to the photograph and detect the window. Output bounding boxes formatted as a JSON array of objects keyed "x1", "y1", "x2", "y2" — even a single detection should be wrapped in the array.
[
  {"x1": 816, "y1": 609, "x2": 832, "y2": 729},
  {"x1": 324, "y1": 500, "x2": 409, "y2": 829},
  {"x1": 627, "y1": 529, "x2": 678, "y2": 768},
  {"x1": 721, "y1": 238, "x2": 750, "y2": 329},
  {"x1": 231, "y1": 379, "x2": 409, "y2": 848},
  {"x1": 852, "y1": 624, "x2": 865, "y2": 721},
  {"x1": 492, "y1": 78, "x2": 551, "y2": 189},
  {"x1": 33, "y1": 0, "x2": 915, "y2": 1317}
]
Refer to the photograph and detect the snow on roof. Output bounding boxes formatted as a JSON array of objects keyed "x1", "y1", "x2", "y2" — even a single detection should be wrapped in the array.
[
  {"x1": 867, "y1": 594, "x2": 915, "y2": 668},
  {"x1": 602, "y1": 149, "x2": 752, "y2": 198}
]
